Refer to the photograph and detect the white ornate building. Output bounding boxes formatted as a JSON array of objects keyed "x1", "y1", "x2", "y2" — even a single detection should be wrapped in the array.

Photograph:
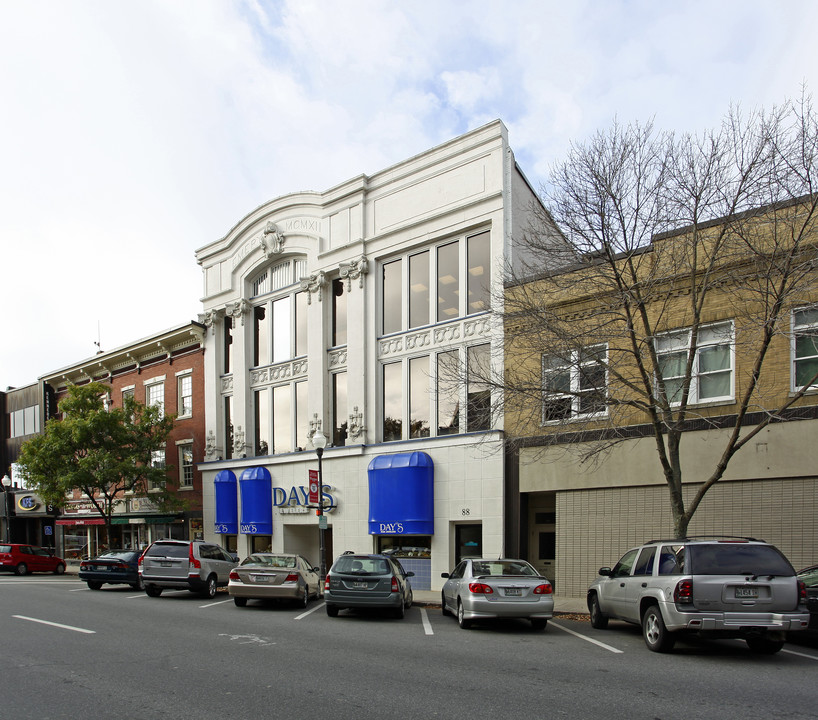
[{"x1": 195, "y1": 120, "x2": 549, "y2": 589}]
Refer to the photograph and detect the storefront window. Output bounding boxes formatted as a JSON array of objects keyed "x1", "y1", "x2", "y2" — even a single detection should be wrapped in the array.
[{"x1": 251, "y1": 535, "x2": 272, "y2": 553}]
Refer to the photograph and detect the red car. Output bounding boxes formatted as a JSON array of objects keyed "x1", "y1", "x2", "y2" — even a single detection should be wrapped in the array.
[{"x1": 0, "y1": 544, "x2": 66, "y2": 575}]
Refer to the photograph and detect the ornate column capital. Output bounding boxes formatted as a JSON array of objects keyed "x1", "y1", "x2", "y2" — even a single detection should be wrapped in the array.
[
  {"x1": 199, "y1": 308, "x2": 225, "y2": 336},
  {"x1": 225, "y1": 299, "x2": 251, "y2": 326},
  {"x1": 299, "y1": 271, "x2": 326, "y2": 304},
  {"x1": 339, "y1": 255, "x2": 369, "y2": 292}
]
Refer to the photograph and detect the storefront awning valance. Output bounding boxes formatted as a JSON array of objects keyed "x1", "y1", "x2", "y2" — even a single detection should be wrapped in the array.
[
  {"x1": 368, "y1": 452, "x2": 434, "y2": 535},
  {"x1": 214, "y1": 469, "x2": 238, "y2": 534},
  {"x1": 56, "y1": 518, "x2": 105, "y2": 526},
  {"x1": 239, "y1": 467, "x2": 273, "y2": 535},
  {"x1": 111, "y1": 515, "x2": 181, "y2": 525}
]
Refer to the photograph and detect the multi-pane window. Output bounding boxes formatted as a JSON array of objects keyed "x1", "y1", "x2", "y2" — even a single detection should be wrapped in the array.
[
  {"x1": 8, "y1": 405, "x2": 39, "y2": 439},
  {"x1": 437, "y1": 350, "x2": 460, "y2": 435},
  {"x1": 409, "y1": 356, "x2": 430, "y2": 438},
  {"x1": 655, "y1": 322, "x2": 733, "y2": 404},
  {"x1": 253, "y1": 291, "x2": 307, "y2": 367},
  {"x1": 542, "y1": 344, "x2": 607, "y2": 422},
  {"x1": 793, "y1": 307, "x2": 818, "y2": 390},
  {"x1": 466, "y1": 344, "x2": 491, "y2": 431},
  {"x1": 149, "y1": 449, "x2": 165, "y2": 491},
  {"x1": 332, "y1": 279, "x2": 347, "y2": 347},
  {"x1": 381, "y1": 230, "x2": 491, "y2": 335},
  {"x1": 179, "y1": 444, "x2": 194, "y2": 487},
  {"x1": 332, "y1": 372, "x2": 348, "y2": 446},
  {"x1": 223, "y1": 316, "x2": 233, "y2": 374},
  {"x1": 224, "y1": 395, "x2": 234, "y2": 460},
  {"x1": 146, "y1": 382, "x2": 165, "y2": 418},
  {"x1": 177, "y1": 374, "x2": 193, "y2": 417},
  {"x1": 254, "y1": 381, "x2": 308, "y2": 456},
  {"x1": 272, "y1": 385, "x2": 291, "y2": 453},
  {"x1": 254, "y1": 389, "x2": 270, "y2": 456},
  {"x1": 382, "y1": 362, "x2": 402, "y2": 441}
]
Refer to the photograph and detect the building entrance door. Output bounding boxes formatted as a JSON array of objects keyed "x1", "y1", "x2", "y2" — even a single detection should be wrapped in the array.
[
  {"x1": 455, "y1": 524, "x2": 482, "y2": 563},
  {"x1": 527, "y1": 492, "x2": 555, "y2": 585}
]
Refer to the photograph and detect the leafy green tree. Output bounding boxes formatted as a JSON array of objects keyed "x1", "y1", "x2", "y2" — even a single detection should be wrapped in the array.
[{"x1": 17, "y1": 382, "x2": 182, "y2": 547}]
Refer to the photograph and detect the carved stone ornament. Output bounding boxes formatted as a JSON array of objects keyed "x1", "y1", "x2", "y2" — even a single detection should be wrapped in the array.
[
  {"x1": 299, "y1": 271, "x2": 326, "y2": 304},
  {"x1": 348, "y1": 406, "x2": 364, "y2": 440},
  {"x1": 225, "y1": 299, "x2": 250, "y2": 326},
  {"x1": 200, "y1": 308, "x2": 225, "y2": 336},
  {"x1": 339, "y1": 255, "x2": 369, "y2": 292},
  {"x1": 307, "y1": 413, "x2": 322, "y2": 444},
  {"x1": 261, "y1": 222, "x2": 285, "y2": 258},
  {"x1": 233, "y1": 425, "x2": 246, "y2": 459},
  {"x1": 205, "y1": 430, "x2": 220, "y2": 460}
]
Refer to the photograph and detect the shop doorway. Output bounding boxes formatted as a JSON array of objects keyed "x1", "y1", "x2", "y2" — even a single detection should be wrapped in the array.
[
  {"x1": 455, "y1": 524, "x2": 482, "y2": 564},
  {"x1": 527, "y1": 492, "x2": 555, "y2": 584}
]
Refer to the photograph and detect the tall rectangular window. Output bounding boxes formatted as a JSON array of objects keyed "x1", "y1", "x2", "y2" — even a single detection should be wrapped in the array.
[
  {"x1": 409, "y1": 356, "x2": 430, "y2": 438},
  {"x1": 254, "y1": 389, "x2": 270, "y2": 456},
  {"x1": 332, "y1": 372, "x2": 348, "y2": 446},
  {"x1": 332, "y1": 279, "x2": 347, "y2": 346},
  {"x1": 295, "y1": 292, "x2": 307, "y2": 356},
  {"x1": 224, "y1": 395, "x2": 233, "y2": 460},
  {"x1": 382, "y1": 259, "x2": 402, "y2": 335},
  {"x1": 272, "y1": 296, "x2": 292, "y2": 363},
  {"x1": 149, "y1": 449, "x2": 166, "y2": 491},
  {"x1": 177, "y1": 374, "x2": 193, "y2": 417},
  {"x1": 273, "y1": 385, "x2": 292, "y2": 454},
  {"x1": 254, "y1": 305, "x2": 269, "y2": 366},
  {"x1": 179, "y1": 444, "x2": 194, "y2": 487},
  {"x1": 223, "y1": 316, "x2": 233, "y2": 374},
  {"x1": 437, "y1": 242, "x2": 460, "y2": 322},
  {"x1": 437, "y1": 350, "x2": 460, "y2": 435},
  {"x1": 295, "y1": 381, "x2": 308, "y2": 450},
  {"x1": 542, "y1": 344, "x2": 607, "y2": 421},
  {"x1": 467, "y1": 231, "x2": 490, "y2": 314},
  {"x1": 382, "y1": 362, "x2": 403, "y2": 441},
  {"x1": 146, "y1": 382, "x2": 165, "y2": 419},
  {"x1": 466, "y1": 344, "x2": 491, "y2": 432},
  {"x1": 793, "y1": 307, "x2": 818, "y2": 389},
  {"x1": 409, "y1": 251, "x2": 430, "y2": 329}
]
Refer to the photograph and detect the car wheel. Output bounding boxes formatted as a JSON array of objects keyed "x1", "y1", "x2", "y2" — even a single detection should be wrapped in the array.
[
  {"x1": 746, "y1": 637, "x2": 785, "y2": 654},
  {"x1": 457, "y1": 600, "x2": 472, "y2": 629},
  {"x1": 394, "y1": 598, "x2": 405, "y2": 619},
  {"x1": 530, "y1": 618, "x2": 548, "y2": 631},
  {"x1": 15, "y1": 563, "x2": 28, "y2": 576},
  {"x1": 53, "y1": 563, "x2": 66, "y2": 575},
  {"x1": 441, "y1": 592, "x2": 450, "y2": 616},
  {"x1": 301, "y1": 586, "x2": 310, "y2": 608},
  {"x1": 145, "y1": 585, "x2": 163, "y2": 597},
  {"x1": 642, "y1": 605, "x2": 675, "y2": 653},
  {"x1": 589, "y1": 594, "x2": 609, "y2": 629},
  {"x1": 406, "y1": 589, "x2": 413, "y2": 609},
  {"x1": 130, "y1": 578, "x2": 145, "y2": 591},
  {"x1": 201, "y1": 575, "x2": 217, "y2": 599},
  {"x1": 234, "y1": 597, "x2": 247, "y2": 608},
  {"x1": 326, "y1": 604, "x2": 339, "y2": 617},
  {"x1": 87, "y1": 581, "x2": 103, "y2": 591}
]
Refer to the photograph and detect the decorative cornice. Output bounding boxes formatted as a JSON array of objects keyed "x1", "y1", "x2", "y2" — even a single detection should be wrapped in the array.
[
  {"x1": 200, "y1": 308, "x2": 225, "y2": 336},
  {"x1": 328, "y1": 348, "x2": 347, "y2": 369},
  {"x1": 339, "y1": 255, "x2": 369, "y2": 291},
  {"x1": 250, "y1": 359, "x2": 308, "y2": 387},
  {"x1": 225, "y1": 299, "x2": 250, "y2": 325}
]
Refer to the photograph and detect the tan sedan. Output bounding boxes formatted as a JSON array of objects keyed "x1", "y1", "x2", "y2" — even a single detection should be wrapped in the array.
[{"x1": 228, "y1": 553, "x2": 320, "y2": 608}]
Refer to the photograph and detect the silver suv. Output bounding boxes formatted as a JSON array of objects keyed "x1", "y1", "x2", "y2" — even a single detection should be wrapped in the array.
[
  {"x1": 587, "y1": 537, "x2": 810, "y2": 654},
  {"x1": 139, "y1": 540, "x2": 237, "y2": 599}
]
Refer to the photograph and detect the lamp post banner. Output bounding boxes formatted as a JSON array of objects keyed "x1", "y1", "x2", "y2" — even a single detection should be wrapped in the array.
[{"x1": 308, "y1": 470, "x2": 319, "y2": 505}]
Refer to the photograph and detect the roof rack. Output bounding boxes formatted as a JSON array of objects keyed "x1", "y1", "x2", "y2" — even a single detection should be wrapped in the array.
[{"x1": 644, "y1": 535, "x2": 760, "y2": 544}]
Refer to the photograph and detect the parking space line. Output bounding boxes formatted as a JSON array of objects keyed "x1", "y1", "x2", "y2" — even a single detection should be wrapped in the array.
[
  {"x1": 420, "y1": 608, "x2": 434, "y2": 635},
  {"x1": 13, "y1": 615, "x2": 95, "y2": 634},
  {"x1": 550, "y1": 620, "x2": 624, "y2": 653},
  {"x1": 782, "y1": 648, "x2": 818, "y2": 661},
  {"x1": 294, "y1": 602, "x2": 325, "y2": 620},
  {"x1": 199, "y1": 598, "x2": 233, "y2": 609}
]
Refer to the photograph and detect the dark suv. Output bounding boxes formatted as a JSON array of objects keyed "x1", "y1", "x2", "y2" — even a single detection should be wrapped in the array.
[
  {"x1": 587, "y1": 537, "x2": 810, "y2": 654},
  {"x1": 139, "y1": 540, "x2": 237, "y2": 598}
]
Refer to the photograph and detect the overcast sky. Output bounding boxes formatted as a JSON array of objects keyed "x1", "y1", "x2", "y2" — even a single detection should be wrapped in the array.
[{"x1": 2, "y1": 0, "x2": 817, "y2": 388}]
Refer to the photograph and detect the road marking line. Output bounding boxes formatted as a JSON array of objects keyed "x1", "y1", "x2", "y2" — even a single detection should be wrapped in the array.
[
  {"x1": 782, "y1": 648, "x2": 818, "y2": 661},
  {"x1": 13, "y1": 615, "x2": 95, "y2": 634},
  {"x1": 550, "y1": 620, "x2": 624, "y2": 653},
  {"x1": 294, "y1": 603, "x2": 324, "y2": 620},
  {"x1": 420, "y1": 608, "x2": 434, "y2": 635},
  {"x1": 199, "y1": 598, "x2": 233, "y2": 608}
]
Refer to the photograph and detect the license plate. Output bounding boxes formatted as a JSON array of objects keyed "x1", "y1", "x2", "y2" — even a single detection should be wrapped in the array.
[
  {"x1": 504, "y1": 588, "x2": 522, "y2": 596},
  {"x1": 160, "y1": 561, "x2": 172, "y2": 567},
  {"x1": 352, "y1": 581, "x2": 369, "y2": 589},
  {"x1": 251, "y1": 575, "x2": 270, "y2": 583},
  {"x1": 736, "y1": 586, "x2": 759, "y2": 598}
]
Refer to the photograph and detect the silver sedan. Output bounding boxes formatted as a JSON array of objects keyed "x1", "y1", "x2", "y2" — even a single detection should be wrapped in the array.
[
  {"x1": 228, "y1": 553, "x2": 320, "y2": 608},
  {"x1": 441, "y1": 558, "x2": 554, "y2": 630}
]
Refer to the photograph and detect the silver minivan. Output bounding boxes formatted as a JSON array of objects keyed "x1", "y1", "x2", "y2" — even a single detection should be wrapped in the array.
[
  {"x1": 587, "y1": 537, "x2": 810, "y2": 653},
  {"x1": 139, "y1": 540, "x2": 237, "y2": 599}
]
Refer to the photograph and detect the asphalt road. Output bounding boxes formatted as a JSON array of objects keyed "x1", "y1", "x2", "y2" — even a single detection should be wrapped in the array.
[{"x1": 1, "y1": 575, "x2": 816, "y2": 720}]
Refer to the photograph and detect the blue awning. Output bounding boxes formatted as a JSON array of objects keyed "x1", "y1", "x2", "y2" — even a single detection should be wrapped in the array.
[
  {"x1": 368, "y1": 452, "x2": 434, "y2": 535},
  {"x1": 239, "y1": 467, "x2": 273, "y2": 535},
  {"x1": 213, "y1": 470, "x2": 238, "y2": 534}
]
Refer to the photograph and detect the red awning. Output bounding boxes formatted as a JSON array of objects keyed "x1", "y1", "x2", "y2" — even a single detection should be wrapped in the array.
[{"x1": 56, "y1": 518, "x2": 105, "y2": 526}]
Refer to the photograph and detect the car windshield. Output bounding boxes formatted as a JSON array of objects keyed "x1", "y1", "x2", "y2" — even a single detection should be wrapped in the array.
[
  {"x1": 241, "y1": 555, "x2": 296, "y2": 568},
  {"x1": 333, "y1": 556, "x2": 389, "y2": 575},
  {"x1": 687, "y1": 543, "x2": 794, "y2": 576},
  {"x1": 471, "y1": 560, "x2": 539, "y2": 577}
]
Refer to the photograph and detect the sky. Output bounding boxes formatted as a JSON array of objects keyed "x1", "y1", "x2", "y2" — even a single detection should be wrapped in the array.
[{"x1": 2, "y1": 0, "x2": 817, "y2": 389}]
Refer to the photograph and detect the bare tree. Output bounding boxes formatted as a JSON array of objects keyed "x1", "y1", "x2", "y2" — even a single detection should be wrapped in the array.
[{"x1": 501, "y1": 92, "x2": 818, "y2": 538}]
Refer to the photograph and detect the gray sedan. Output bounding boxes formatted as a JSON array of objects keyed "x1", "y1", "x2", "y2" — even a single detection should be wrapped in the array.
[
  {"x1": 228, "y1": 553, "x2": 320, "y2": 608},
  {"x1": 441, "y1": 558, "x2": 554, "y2": 630}
]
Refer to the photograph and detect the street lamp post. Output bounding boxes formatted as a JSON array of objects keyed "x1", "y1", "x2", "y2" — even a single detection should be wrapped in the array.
[
  {"x1": 2, "y1": 475, "x2": 12, "y2": 543},
  {"x1": 312, "y1": 428, "x2": 328, "y2": 590}
]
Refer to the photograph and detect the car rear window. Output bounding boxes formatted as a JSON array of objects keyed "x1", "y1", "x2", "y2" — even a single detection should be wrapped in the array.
[
  {"x1": 0, "y1": 545, "x2": 11, "y2": 553},
  {"x1": 472, "y1": 560, "x2": 538, "y2": 577},
  {"x1": 687, "y1": 543, "x2": 794, "y2": 576},
  {"x1": 333, "y1": 556, "x2": 389, "y2": 575},
  {"x1": 146, "y1": 543, "x2": 189, "y2": 559}
]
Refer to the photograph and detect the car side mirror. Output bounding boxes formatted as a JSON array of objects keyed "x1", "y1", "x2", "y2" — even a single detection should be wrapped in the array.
[
  {"x1": 312, "y1": 567, "x2": 320, "y2": 573},
  {"x1": 598, "y1": 567, "x2": 613, "y2": 577},
  {"x1": 405, "y1": 571, "x2": 415, "y2": 578},
  {"x1": 441, "y1": 572, "x2": 450, "y2": 578}
]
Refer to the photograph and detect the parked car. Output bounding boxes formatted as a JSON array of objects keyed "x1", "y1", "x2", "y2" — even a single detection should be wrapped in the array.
[
  {"x1": 229, "y1": 553, "x2": 320, "y2": 608},
  {"x1": 441, "y1": 558, "x2": 553, "y2": 630},
  {"x1": 0, "y1": 544, "x2": 66, "y2": 575},
  {"x1": 79, "y1": 550, "x2": 143, "y2": 590},
  {"x1": 139, "y1": 540, "x2": 237, "y2": 598},
  {"x1": 324, "y1": 553, "x2": 414, "y2": 618},
  {"x1": 796, "y1": 564, "x2": 818, "y2": 630},
  {"x1": 587, "y1": 537, "x2": 810, "y2": 654}
]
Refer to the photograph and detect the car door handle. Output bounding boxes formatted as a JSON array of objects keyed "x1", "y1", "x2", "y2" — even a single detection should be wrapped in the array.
[
  {"x1": 641, "y1": 583, "x2": 647, "y2": 588},
  {"x1": 619, "y1": 583, "x2": 625, "y2": 587}
]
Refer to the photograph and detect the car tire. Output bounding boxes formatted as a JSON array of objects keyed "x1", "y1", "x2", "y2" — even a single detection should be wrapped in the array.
[
  {"x1": 406, "y1": 590, "x2": 412, "y2": 609},
  {"x1": 457, "y1": 600, "x2": 472, "y2": 629},
  {"x1": 394, "y1": 599, "x2": 405, "y2": 619},
  {"x1": 145, "y1": 585, "x2": 163, "y2": 597},
  {"x1": 15, "y1": 563, "x2": 28, "y2": 576},
  {"x1": 54, "y1": 563, "x2": 66, "y2": 575},
  {"x1": 589, "y1": 594, "x2": 609, "y2": 629},
  {"x1": 130, "y1": 578, "x2": 145, "y2": 591},
  {"x1": 642, "y1": 605, "x2": 675, "y2": 653},
  {"x1": 201, "y1": 575, "x2": 217, "y2": 599},
  {"x1": 530, "y1": 618, "x2": 548, "y2": 631},
  {"x1": 87, "y1": 581, "x2": 103, "y2": 591},
  {"x1": 746, "y1": 637, "x2": 785, "y2": 654},
  {"x1": 234, "y1": 597, "x2": 247, "y2": 608},
  {"x1": 301, "y1": 586, "x2": 310, "y2": 608},
  {"x1": 441, "y1": 592, "x2": 450, "y2": 616},
  {"x1": 326, "y1": 604, "x2": 339, "y2": 617}
]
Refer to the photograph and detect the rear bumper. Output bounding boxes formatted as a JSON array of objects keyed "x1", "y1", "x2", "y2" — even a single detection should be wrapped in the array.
[
  {"x1": 460, "y1": 596, "x2": 554, "y2": 621},
  {"x1": 140, "y1": 573, "x2": 209, "y2": 592},
  {"x1": 324, "y1": 590, "x2": 404, "y2": 610},
  {"x1": 663, "y1": 605, "x2": 811, "y2": 634},
  {"x1": 229, "y1": 582, "x2": 301, "y2": 601}
]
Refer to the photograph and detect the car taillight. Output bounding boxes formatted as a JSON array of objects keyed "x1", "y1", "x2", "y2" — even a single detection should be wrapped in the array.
[
  {"x1": 324, "y1": 576, "x2": 330, "y2": 590},
  {"x1": 468, "y1": 582, "x2": 494, "y2": 594},
  {"x1": 80, "y1": 561, "x2": 89, "y2": 570},
  {"x1": 229, "y1": 570, "x2": 239, "y2": 581},
  {"x1": 674, "y1": 579, "x2": 693, "y2": 604},
  {"x1": 285, "y1": 573, "x2": 299, "y2": 583},
  {"x1": 391, "y1": 576, "x2": 399, "y2": 592},
  {"x1": 188, "y1": 544, "x2": 201, "y2": 574},
  {"x1": 114, "y1": 562, "x2": 129, "y2": 570},
  {"x1": 138, "y1": 546, "x2": 149, "y2": 567},
  {"x1": 533, "y1": 583, "x2": 553, "y2": 595},
  {"x1": 798, "y1": 579, "x2": 807, "y2": 604}
]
